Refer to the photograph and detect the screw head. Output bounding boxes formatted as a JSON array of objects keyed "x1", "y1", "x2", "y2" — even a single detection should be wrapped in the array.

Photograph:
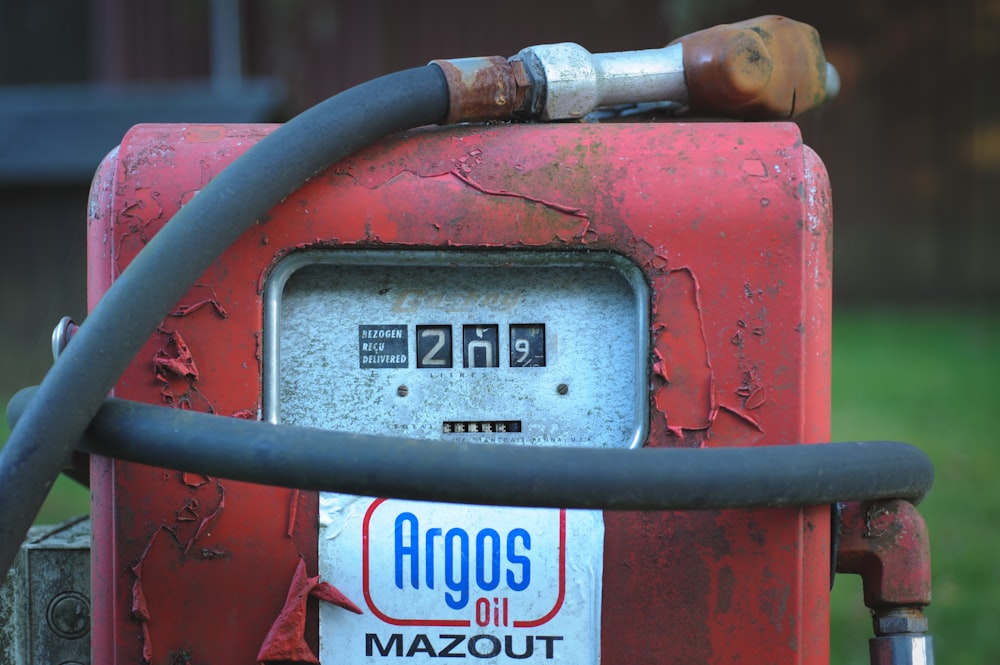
[
  {"x1": 397, "y1": 385, "x2": 409, "y2": 397},
  {"x1": 556, "y1": 383, "x2": 569, "y2": 395}
]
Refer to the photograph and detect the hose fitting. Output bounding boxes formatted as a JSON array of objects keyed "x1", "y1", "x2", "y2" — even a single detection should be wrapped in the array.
[
  {"x1": 870, "y1": 607, "x2": 935, "y2": 665},
  {"x1": 511, "y1": 42, "x2": 687, "y2": 120},
  {"x1": 429, "y1": 56, "x2": 533, "y2": 123}
]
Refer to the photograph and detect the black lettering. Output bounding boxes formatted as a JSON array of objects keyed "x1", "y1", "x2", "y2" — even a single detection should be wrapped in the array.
[
  {"x1": 406, "y1": 634, "x2": 437, "y2": 657},
  {"x1": 536, "y1": 636, "x2": 563, "y2": 659},
  {"x1": 367, "y1": 631, "x2": 562, "y2": 660},
  {"x1": 505, "y1": 635, "x2": 533, "y2": 659},
  {"x1": 366, "y1": 633, "x2": 403, "y2": 657},
  {"x1": 438, "y1": 634, "x2": 466, "y2": 658},
  {"x1": 468, "y1": 634, "x2": 501, "y2": 659}
]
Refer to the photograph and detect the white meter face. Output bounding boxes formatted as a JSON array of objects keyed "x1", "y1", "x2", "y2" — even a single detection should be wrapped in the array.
[
  {"x1": 263, "y1": 250, "x2": 648, "y2": 665},
  {"x1": 265, "y1": 250, "x2": 648, "y2": 447}
]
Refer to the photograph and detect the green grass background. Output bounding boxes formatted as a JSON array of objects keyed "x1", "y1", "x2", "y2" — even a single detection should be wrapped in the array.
[
  {"x1": 828, "y1": 306, "x2": 999, "y2": 664},
  {"x1": 2, "y1": 305, "x2": 997, "y2": 662}
]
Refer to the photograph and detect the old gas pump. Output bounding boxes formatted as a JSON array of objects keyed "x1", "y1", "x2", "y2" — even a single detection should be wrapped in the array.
[{"x1": 2, "y1": 16, "x2": 935, "y2": 665}]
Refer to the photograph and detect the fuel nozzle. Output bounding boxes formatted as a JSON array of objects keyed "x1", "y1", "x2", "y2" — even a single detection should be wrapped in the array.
[{"x1": 432, "y1": 15, "x2": 838, "y2": 123}]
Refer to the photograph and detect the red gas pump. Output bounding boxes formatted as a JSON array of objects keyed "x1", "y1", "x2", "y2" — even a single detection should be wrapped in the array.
[{"x1": 1, "y1": 15, "x2": 934, "y2": 665}]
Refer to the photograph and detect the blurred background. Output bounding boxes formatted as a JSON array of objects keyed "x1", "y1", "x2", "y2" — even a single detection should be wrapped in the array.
[{"x1": 0, "y1": 1, "x2": 997, "y2": 663}]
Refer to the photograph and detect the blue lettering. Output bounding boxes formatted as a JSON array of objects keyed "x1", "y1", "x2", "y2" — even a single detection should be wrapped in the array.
[
  {"x1": 476, "y1": 528, "x2": 501, "y2": 591},
  {"x1": 444, "y1": 528, "x2": 469, "y2": 609},
  {"x1": 506, "y1": 529, "x2": 531, "y2": 591},
  {"x1": 425, "y1": 527, "x2": 442, "y2": 589},
  {"x1": 395, "y1": 512, "x2": 419, "y2": 589},
  {"x1": 391, "y1": 513, "x2": 536, "y2": 605}
]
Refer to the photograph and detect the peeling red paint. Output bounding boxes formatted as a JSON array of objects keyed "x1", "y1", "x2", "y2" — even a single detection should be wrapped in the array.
[
  {"x1": 121, "y1": 187, "x2": 164, "y2": 231},
  {"x1": 745, "y1": 384, "x2": 767, "y2": 409},
  {"x1": 181, "y1": 472, "x2": 211, "y2": 488},
  {"x1": 175, "y1": 498, "x2": 199, "y2": 522},
  {"x1": 652, "y1": 346, "x2": 670, "y2": 382},
  {"x1": 182, "y1": 125, "x2": 228, "y2": 143},
  {"x1": 705, "y1": 405, "x2": 765, "y2": 447},
  {"x1": 153, "y1": 329, "x2": 214, "y2": 410},
  {"x1": 652, "y1": 268, "x2": 716, "y2": 431},
  {"x1": 257, "y1": 558, "x2": 362, "y2": 665},
  {"x1": 448, "y1": 169, "x2": 588, "y2": 218},
  {"x1": 154, "y1": 330, "x2": 200, "y2": 382},
  {"x1": 169, "y1": 284, "x2": 229, "y2": 318},
  {"x1": 287, "y1": 489, "x2": 300, "y2": 538},
  {"x1": 184, "y1": 483, "x2": 225, "y2": 554},
  {"x1": 131, "y1": 526, "x2": 169, "y2": 664},
  {"x1": 742, "y1": 158, "x2": 768, "y2": 177}
]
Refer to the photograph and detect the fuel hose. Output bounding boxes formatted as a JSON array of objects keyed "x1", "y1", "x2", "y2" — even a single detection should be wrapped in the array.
[
  {"x1": 8, "y1": 387, "x2": 935, "y2": 510},
  {"x1": 0, "y1": 65, "x2": 451, "y2": 576},
  {"x1": 0, "y1": 31, "x2": 899, "y2": 576}
]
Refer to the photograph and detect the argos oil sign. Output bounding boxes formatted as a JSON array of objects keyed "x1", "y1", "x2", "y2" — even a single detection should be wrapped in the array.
[{"x1": 319, "y1": 497, "x2": 604, "y2": 663}]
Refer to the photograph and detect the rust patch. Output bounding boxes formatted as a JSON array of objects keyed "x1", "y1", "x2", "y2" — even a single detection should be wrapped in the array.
[
  {"x1": 836, "y1": 500, "x2": 933, "y2": 608},
  {"x1": 430, "y1": 56, "x2": 530, "y2": 124},
  {"x1": 715, "y1": 564, "x2": 736, "y2": 614},
  {"x1": 182, "y1": 125, "x2": 227, "y2": 143},
  {"x1": 170, "y1": 649, "x2": 193, "y2": 665},
  {"x1": 199, "y1": 547, "x2": 228, "y2": 560}
]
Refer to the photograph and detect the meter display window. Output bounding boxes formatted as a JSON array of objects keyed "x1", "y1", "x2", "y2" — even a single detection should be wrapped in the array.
[{"x1": 264, "y1": 250, "x2": 649, "y2": 448}]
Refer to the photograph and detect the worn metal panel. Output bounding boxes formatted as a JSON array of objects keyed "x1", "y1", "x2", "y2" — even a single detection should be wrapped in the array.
[{"x1": 89, "y1": 120, "x2": 831, "y2": 664}]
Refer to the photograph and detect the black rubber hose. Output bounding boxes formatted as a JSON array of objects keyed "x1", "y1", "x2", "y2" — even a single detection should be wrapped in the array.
[
  {"x1": 7, "y1": 388, "x2": 935, "y2": 509},
  {"x1": 0, "y1": 66, "x2": 450, "y2": 576}
]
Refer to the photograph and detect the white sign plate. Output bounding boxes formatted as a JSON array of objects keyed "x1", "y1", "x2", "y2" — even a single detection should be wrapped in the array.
[{"x1": 318, "y1": 496, "x2": 603, "y2": 663}]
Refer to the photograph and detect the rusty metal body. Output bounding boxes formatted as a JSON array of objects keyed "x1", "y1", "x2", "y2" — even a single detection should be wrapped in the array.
[
  {"x1": 88, "y1": 120, "x2": 832, "y2": 664},
  {"x1": 836, "y1": 500, "x2": 934, "y2": 663}
]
